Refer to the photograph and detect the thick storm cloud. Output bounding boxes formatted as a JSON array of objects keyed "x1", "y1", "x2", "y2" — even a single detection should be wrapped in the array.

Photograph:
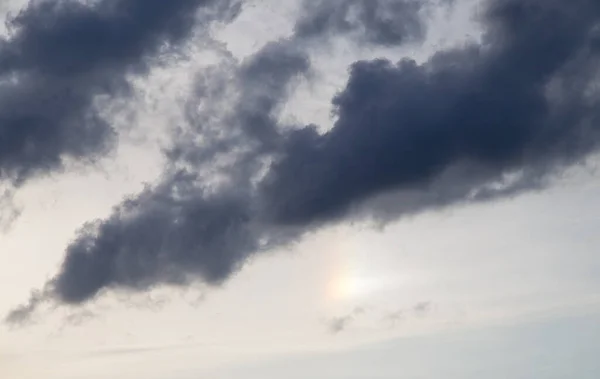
[
  {"x1": 0, "y1": 0, "x2": 239, "y2": 184},
  {"x1": 263, "y1": 0, "x2": 600, "y2": 225},
  {"x1": 8, "y1": 0, "x2": 600, "y2": 322}
]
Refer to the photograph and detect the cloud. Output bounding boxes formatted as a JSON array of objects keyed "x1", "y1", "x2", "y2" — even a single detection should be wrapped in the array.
[
  {"x1": 262, "y1": 0, "x2": 600, "y2": 226},
  {"x1": 328, "y1": 315, "x2": 354, "y2": 334},
  {"x1": 4, "y1": 288, "x2": 48, "y2": 326},
  {"x1": 7, "y1": 37, "x2": 312, "y2": 317},
  {"x1": 294, "y1": 0, "x2": 427, "y2": 46},
  {"x1": 327, "y1": 307, "x2": 366, "y2": 334},
  {"x1": 62, "y1": 310, "x2": 96, "y2": 327},
  {"x1": 414, "y1": 301, "x2": 432, "y2": 317},
  {"x1": 0, "y1": 0, "x2": 239, "y2": 186},
  {"x1": 328, "y1": 303, "x2": 433, "y2": 333},
  {"x1": 9, "y1": 0, "x2": 600, "y2": 323},
  {"x1": 382, "y1": 301, "x2": 433, "y2": 328},
  {"x1": 383, "y1": 310, "x2": 404, "y2": 327}
]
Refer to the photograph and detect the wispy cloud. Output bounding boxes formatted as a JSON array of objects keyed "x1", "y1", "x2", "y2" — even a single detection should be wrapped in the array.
[{"x1": 327, "y1": 306, "x2": 367, "y2": 334}]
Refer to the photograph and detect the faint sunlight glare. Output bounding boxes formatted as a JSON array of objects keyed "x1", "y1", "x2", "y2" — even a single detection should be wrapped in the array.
[
  {"x1": 325, "y1": 235, "x2": 399, "y2": 302},
  {"x1": 322, "y1": 230, "x2": 431, "y2": 303},
  {"x1": 328, "y1": 273, "x2": 387, "y2": 301}
]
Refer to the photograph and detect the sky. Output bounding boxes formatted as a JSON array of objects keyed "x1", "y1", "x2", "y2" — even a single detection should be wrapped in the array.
[{"x1": 1, "y1": 0, "x2": 600, "y2": 377}]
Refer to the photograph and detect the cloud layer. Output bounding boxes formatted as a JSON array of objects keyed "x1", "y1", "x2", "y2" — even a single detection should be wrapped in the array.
[{"x1": 7, "y1": 0, "x2": 600, "y2": 322}]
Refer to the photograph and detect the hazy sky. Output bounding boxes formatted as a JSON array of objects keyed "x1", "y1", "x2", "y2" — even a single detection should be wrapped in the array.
[{"x1": 2, "y1": 0, "x2": 600, "y2": 378}]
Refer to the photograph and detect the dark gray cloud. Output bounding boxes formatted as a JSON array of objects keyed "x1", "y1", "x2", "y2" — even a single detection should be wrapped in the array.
[
  {"x1": 0, "y1": 0, "x2": 239, "y2": 185},
  {"x1": 52, "y1": 179, "x2": 260, "y2": 304},
  {"x1": 295, "y1": 0, "x2": 427, "y2": 46},
  {"x1": 6, "y1": 38, "x2": 311, "y2": 317},
  {"x1": 9, "y1": 0, "x2": 600, "y2": 322},
  {"x1": 262, "y1": 0, "x2": 600, "y2": 226}
]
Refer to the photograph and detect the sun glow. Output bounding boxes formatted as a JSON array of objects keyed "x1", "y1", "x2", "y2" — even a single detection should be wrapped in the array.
[
  {"x1": 328, "y1": 273, "x2": 386, "y2": 300},
  {"x1": 323, "y1": 234, "x2": 394, "y2": 302}
]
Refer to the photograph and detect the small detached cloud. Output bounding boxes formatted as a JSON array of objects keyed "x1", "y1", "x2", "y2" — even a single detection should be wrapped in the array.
[
  {"x1": 383, "y1": 301, "x2": 434, "y2": 328},
  {"x1": 414, "y1": 301, "x2": 433, "y2": 317},
  {"x1": 383, "y1": 310, "x2": 404, "y2": 328},
  {"x1": 327, "y1": 306, "x2": 367, "y2": 334},
  {"x1": 327, "y1": 302, "x2": 435, "y2": 334}
]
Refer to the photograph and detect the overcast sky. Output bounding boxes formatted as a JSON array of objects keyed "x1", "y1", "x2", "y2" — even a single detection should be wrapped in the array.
[{"x1": 2, "y1": 0, "x2": 600, "y2": 378}]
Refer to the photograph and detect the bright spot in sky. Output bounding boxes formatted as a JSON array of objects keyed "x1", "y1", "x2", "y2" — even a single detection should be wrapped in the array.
[
  {"x1": 328, "y1": 274, "x2": 390, "y2": 300},
  {"x1": 322, "y1": 232, "x2": 432, "y2": 303}
]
